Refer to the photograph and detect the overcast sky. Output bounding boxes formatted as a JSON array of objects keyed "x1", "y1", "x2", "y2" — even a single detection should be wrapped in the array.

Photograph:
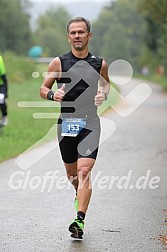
[{"x1": 32, "y1": 0, "x2": 110, "y2": 2}]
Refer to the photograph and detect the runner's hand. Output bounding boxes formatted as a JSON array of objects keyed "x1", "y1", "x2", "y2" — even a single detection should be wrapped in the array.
[
  {"x1": 53, "y1": 84, "x2": 65, "y2": 102},
  {"x1": 94, "y1": 91, "x2": 105, "y2": 106}
]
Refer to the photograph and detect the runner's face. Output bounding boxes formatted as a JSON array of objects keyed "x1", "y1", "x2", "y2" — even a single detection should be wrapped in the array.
[{"x1": 68, "y1": 22, "x2": 92, "y2": 51}]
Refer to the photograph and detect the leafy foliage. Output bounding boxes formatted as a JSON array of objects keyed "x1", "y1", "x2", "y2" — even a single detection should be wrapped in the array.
[
  {"x1": 138, "y1": 0, "x2": 167, "y2": 71},
  {"x1": 0, "y1": 0, "x2": 32, "y2": 54},
  {"x1": 90, "y1": 0, "x2": 146, "y2": 71},
  {"x1": 34, "y1": 6, "x2": 71, "y2": 56}
]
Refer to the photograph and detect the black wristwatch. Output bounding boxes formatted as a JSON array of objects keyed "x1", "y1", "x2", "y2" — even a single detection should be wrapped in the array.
[
  {"x1": 102, "y1": 92, "x2": 108, "y2": 101},
  {"x1": 47, "y1": 91, "x2": 54, "y2": 101}
]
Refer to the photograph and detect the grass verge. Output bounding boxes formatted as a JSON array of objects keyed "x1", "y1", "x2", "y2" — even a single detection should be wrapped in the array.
[{"x1": 0, "y1": 77, "x2": 59, "y2": 162}]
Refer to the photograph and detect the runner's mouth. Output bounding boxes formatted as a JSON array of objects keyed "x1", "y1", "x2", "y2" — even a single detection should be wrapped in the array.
[{"x1": 74, "y1": 41, "x2": 82, "y2": 44}]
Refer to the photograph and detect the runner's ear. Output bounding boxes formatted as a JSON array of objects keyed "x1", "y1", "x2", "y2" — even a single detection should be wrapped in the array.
[{"x1": 88, "y1": 32, "x2": 92, "y2": 41}]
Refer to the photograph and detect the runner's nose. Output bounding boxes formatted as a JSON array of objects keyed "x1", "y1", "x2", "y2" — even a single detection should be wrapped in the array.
[{"x1": 75, "y1": 32, "x2": 80, "y2": 38}]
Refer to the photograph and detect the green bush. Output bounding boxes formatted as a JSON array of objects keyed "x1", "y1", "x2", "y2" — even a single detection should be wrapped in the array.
[{"x1": 2, "y1": 51, "x2": 37, "y2": 83}]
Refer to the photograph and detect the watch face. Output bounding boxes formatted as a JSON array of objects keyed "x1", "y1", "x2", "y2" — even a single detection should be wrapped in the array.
[{"x1": 102, "y1": 92, "x2": 107, "y2": 100}]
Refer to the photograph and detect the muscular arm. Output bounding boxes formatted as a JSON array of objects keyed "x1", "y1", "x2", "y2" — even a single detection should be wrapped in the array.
[
  {"x1": 94, "y1": 59, "x2": 110, "y2": 106},
  {"x1": 40, "y1": 57, "x2": 61, "y2": 99},
  {"x1": 99, "y1": 59, "x2": 110, "y2": 97}
]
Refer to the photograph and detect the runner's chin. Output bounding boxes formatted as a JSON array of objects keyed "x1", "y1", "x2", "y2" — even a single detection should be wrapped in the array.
[{"x1": 74, "y1": 44, "x2": 83, "y2": 50}]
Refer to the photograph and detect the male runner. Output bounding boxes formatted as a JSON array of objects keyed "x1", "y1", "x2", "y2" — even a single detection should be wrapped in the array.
[
  {"x1": 0, "y1": 54, "x2": 8, "y2": 126},
  {"x1": 40, "y1": 17, "x2": 110, "y2": 239}
]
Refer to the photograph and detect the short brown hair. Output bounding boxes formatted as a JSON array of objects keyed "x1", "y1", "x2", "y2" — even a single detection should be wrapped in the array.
[{"x1": 67, "y1": 17, "x2": 91, "y2": 33}]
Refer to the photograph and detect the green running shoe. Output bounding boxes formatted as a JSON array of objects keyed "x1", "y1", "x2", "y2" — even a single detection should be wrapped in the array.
[
  {"x1": 74, "y1": 196, "x2": 78, "y2": 212},
  {"x1": 69, "y1": 218, "x2": 84, "y2": 239}
]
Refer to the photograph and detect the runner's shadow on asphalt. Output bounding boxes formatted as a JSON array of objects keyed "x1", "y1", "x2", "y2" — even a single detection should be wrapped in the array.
[
  {"x1": 69, "y1": 237, "x2": 93, "y2": 252},
  {"x1": 71, "y1": 239, "x2": 83, "y2": 243}
]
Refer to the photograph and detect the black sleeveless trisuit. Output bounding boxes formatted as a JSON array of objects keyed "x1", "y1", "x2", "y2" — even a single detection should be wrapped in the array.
[{"x1": 57, "y1": 51, "x2": 103, "y2": 163}]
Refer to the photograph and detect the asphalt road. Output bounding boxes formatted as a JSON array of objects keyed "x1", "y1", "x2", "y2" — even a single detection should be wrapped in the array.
[{"x1": 0, "y1": 79, "x2": 167, "y2": 252}]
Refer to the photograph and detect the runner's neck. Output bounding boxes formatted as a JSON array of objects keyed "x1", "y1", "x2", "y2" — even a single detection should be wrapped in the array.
[{"x1": 71, "y1": 48, "x2": 89, "y2": 59}]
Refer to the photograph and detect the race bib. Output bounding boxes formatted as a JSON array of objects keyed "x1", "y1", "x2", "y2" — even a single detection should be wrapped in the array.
[{"x1": 61, "y1": 118, "x2": 86, "y2": 137}]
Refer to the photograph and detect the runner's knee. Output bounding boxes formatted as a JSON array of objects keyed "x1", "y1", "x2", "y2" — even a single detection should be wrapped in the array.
[
  {"x1": 78, "y1": 166, "x2": 91, "y2": 181},
  {"x1": 66, "y1": 169, "x2": 77, "y2": 180},
  {"x1": 64, "y1": 163, "x2": 77, "y2": 180}
]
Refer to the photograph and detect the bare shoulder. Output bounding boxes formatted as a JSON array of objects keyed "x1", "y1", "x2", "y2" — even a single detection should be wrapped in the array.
[
  {"x1": 48, "y1": 57, "x2": 61, "y2": 72},
  {"x1": 101, "y1": 59, "x2": 109, "y2": 70},
  {"x1": 47, "y1": 57, "x2": 62, "y2": 79},
  {"x1": 100, "y1": 59, "x2": 109, "y2": 81}
]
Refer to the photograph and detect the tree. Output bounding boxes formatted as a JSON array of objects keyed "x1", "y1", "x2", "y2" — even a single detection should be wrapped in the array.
[
  {"x1": 138, "y1": 0, "x2": 167, "y2": 25},
  {"x1": 0, "y1": 0, "x2": 32, "y2": 54},
  {"x1": 157, "y1": 22, "x2": 167, "y2": 70},
  {"x1": 34, "y1": 6, "x2": 71, "y2": 56},
  {"x1": 138, "y1": 0, "x2": 167, "y2": 72},
  {"x1": 90, "y1": 0, "x2": 146, "y2": 70}
]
